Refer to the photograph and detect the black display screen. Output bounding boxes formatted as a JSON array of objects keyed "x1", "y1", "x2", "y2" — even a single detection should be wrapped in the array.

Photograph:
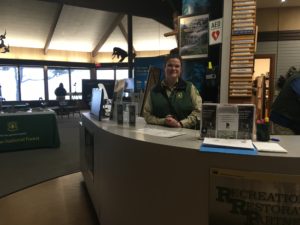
[
  {"x1": 90, "y1": 88, "x2": 104, "y2": 121},
  {"x1": 82, "y1": 79, "x2": 115, "y2": 103}
]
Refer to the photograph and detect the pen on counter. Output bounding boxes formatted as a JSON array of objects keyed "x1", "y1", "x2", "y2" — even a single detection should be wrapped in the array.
[{"x1": 270, "y1": 138, "x2": 280, "y2": 142}]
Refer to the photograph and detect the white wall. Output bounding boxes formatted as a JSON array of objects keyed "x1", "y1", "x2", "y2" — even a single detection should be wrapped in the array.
[
  {"x1": 220, "y1": 0, "x2": 232, "y2": 103},
  {"x1": 256, "y1": 40, "x2": 300, "y2": 79}
]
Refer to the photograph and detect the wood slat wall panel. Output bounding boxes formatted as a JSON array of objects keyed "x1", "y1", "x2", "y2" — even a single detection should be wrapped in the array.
[{"x1": 229, "y1": 0, "x2": 256, "y2": 100}]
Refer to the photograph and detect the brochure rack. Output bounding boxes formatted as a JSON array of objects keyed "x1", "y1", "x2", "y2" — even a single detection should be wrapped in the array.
[{"x1": 229, "y1": 0, "x2": 256, "y2": 99}]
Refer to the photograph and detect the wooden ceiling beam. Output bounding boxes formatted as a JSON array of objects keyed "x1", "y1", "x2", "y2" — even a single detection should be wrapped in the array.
[
  {"x1": 44, "y1": 2, "x2": 64, "y2": 55},
  {"x1": 92, "y1": 13, "x2": 125, "y2": 57}
]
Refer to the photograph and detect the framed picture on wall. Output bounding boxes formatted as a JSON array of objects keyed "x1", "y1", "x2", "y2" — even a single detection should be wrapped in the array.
[{"x1": 179, "y1": 14, "x2": 209, "y2": 59}]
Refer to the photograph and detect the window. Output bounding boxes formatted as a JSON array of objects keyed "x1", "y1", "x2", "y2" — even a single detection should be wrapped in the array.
[
  {"x1": 20, "y1": 67, "x2": 45, "y2": 101},
  {"x1": 48, "y1": 68, "x2": 70, "y2": 100},
  {"x1": 96, "y1": 69, "x2": 114, "y2": 80},
  {"x1": 0, "y1": 66, "x2": 19, "y2": 101},
  {"x1": 0, "y1": 62, "x2": 130, "y2": 102},
  {"x1": 116, "y1": 69, "x2": 129, "y2": 80},
  {"x1": 70, "y1": 69, "x2": 90, "y2": 99}
]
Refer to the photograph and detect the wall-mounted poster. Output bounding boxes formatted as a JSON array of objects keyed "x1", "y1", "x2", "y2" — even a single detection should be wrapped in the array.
[
  {"x1": 179, "y1": 14, "x2": 209, "y2": 59},
  {"x1": 182, "y1": 0, "x2": 210, "y2": 15},
  {"x1": 209, "y1": 168, "x2": 300, "y2": 225},
  {"x1": 134, "y1": 56, "x2": 164, "y2": 92}
]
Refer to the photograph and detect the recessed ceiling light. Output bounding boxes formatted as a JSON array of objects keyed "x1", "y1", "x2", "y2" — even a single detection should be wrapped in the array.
[{"x1": 281, "y1": 0, "x2": 286, "y2": 2}]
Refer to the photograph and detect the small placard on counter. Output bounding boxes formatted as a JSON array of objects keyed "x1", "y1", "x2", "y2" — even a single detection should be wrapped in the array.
[{"x1": 252, "y1": 142, "x2": 288, "y2": 153}]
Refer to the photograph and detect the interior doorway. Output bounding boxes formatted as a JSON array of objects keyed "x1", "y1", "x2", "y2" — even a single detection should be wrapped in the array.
[{"x1": 252, "y1": 54, "x2": 275, "y2": 120}]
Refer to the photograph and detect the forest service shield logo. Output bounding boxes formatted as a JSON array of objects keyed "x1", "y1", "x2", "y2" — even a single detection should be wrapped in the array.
[
  {"x1": 7, "y1": 121, "x2": 18, "y2": 132},
  {"x1": 176, "y1": 92, "x2": 183, "y2": 99}
]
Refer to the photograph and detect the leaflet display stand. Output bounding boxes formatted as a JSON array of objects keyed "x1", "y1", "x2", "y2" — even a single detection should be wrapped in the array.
[{"x1": 200, "y1": 103, "x2": 255, "y2": 140}]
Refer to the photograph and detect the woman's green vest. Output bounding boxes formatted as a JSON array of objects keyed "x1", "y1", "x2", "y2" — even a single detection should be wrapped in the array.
[{"x1": 150, "y1": 79, "x2": 194, "y2": 121}]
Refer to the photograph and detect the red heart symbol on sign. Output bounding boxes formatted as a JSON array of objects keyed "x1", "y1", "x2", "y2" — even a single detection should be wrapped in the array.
[{"x1": 212, "y1": 31, "x2": 220, "y2": 41}]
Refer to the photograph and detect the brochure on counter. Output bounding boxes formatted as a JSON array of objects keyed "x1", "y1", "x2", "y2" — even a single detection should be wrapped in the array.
[
  {"x1": 202, "y1": 137, "x2": 254, "y2": 149},
  {"x1": 252, "y1": 142, "x2": 288, "y2": 153},
  {"x1": 200, "y1": 137, "x2": 257, "y2": 155},
  {"x1": 200, "y1": 103, "x2": 255, "y2": 140},
  {"x1": 200, "y1": 137, "x2": 288, "y2": 155}
]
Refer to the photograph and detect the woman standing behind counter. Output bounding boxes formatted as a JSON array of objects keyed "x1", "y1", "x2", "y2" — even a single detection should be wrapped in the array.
[{"x1": 143, "y1": 54, "x2": 202, "y2": 129}]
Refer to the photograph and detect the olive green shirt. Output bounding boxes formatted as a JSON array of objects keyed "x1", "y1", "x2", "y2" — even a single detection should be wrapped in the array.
[{"x1": 143, "y1": 80, "x2": 202, "y2": 128}]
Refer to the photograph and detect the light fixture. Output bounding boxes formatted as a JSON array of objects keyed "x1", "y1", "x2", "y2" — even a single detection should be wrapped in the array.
[
  {"x1": 0, "y1": 30, "x2": 9, "y2": 53},
  {"x1": 281, "y1": 0, "x2": 286, "y2": 2}
]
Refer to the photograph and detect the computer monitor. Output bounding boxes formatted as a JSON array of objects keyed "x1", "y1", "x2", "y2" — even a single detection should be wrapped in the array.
[{"x1": 90, "y1": 88, "x2": 104, "y2": 121}]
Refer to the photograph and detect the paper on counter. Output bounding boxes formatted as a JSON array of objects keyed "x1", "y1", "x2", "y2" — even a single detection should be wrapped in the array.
[
  {"x1": 203, "y1": 137, "x2": 254, "y2": 149},
  {"x1": 252, "y1": 142, "x2": 288, "y2": 153},
  {"x1": 135, "y1": 128, "x2": 186, "y2": 138}
]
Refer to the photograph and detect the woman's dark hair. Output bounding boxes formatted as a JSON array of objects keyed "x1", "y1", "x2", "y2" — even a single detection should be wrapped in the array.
[
  {"x1": 164, "y1": 50, "x2": 182, "y2": 66},
  {"x1": 169, "y1": 47, "x2": 179, "y2": 55}
]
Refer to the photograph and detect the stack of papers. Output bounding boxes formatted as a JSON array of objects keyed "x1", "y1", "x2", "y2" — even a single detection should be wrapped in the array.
[
  {"x1": 203, "y1": 138, "x2": 254, "y2": 149},
  {"x1": 200, "y1": 138, "x2": 257, "y2": 155},
  {"x1": 200, "y1": 138, "x2": 288, "y2": 155}
]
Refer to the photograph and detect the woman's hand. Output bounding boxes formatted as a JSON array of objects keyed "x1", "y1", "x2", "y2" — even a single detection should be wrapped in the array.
[{"x1": 165, "y1": 115, "x2": 182, "y2": 128}]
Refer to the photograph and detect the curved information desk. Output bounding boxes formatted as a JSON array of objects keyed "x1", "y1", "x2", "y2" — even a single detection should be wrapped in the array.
[{"x1": 80, "y1": 112, "x2": 300, "y2": 225}]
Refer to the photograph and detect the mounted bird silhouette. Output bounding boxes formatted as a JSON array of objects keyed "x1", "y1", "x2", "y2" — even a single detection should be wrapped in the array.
[
  {"x1": 112, "y1": 47, "x2": 128, "y2": 62},
  {"x1": 0, "y1": 30, "x2": 6, "y2": 40},
  {"x1": 0, "y1": 30, "x2": 9, "y2": 53},
  {"x1": 112, "y1": 47, "x2": 136, "y2": 63}
]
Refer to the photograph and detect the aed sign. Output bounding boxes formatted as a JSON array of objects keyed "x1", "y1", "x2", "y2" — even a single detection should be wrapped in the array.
[{"x1": 209, "y1": 18, "x2": 223, "y2": 45}]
